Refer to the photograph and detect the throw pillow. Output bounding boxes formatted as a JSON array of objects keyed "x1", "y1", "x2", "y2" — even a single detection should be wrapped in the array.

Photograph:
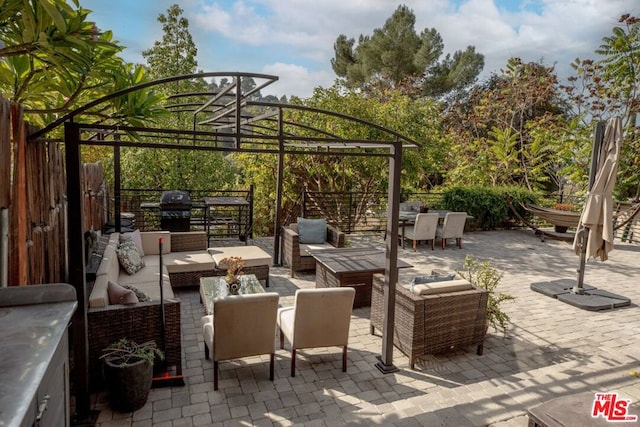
[
  {"x1": 122, "y1": 285, "x2": 151, "y2": 302},
  {"x1": 120, "y1": 229, "x2": 145, "y2": 257},
  {"x1": 297, "y1": 217, "x2": 327, "y2": 244},
  {"x1": 116, "y1": 239, "x2": 145, "y2": 275},
  {"x1": 410, "y1": 273, "x2": 456, "y2": 292},
  {"x1": 107, "y1": 281, "x2": 139, "y2": 304}
]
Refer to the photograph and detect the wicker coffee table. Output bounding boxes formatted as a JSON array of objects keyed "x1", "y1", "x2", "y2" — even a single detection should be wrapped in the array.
[{"x1": 310, "y1": 247, "x2": 412, "y2": 308}]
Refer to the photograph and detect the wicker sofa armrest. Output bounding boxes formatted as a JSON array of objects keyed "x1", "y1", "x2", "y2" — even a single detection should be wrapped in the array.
[
  {"x1": 281, "y1": 225, "x2": 300, "y2": 241},
  {"x1": 87, "y1": 298, "x2": 182, "y2": 389},
  {"x1": 171, "y1": 231, "x2": 207, "y2": 252},
  {"x1": 327, "y1": 224, "x2": 346, "y2": 248},
  {"x1": 281, "y1": 226, "x2": 300, "y2": 263}
]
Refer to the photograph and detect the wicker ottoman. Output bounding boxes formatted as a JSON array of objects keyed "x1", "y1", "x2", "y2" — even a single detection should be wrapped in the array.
[
  {"x1": 208, "y1": 246, "x2": 271, "y2": 286},
  {"x1": 370, "y1": 274, "x2": 488, "y2": 369}
]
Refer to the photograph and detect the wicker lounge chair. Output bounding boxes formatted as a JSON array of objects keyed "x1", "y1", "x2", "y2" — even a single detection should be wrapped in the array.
[
  {"x1": 370, "y1": 274, "x2": 488, "y2": 369},
  {"x1": 281, "y1": 221, "x2": 345, "y2": 277}
]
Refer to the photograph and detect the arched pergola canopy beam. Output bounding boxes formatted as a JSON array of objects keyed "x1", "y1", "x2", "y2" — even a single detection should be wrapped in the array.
[{"x1": 31, "y1": 71, "x2": 279, "y2": 139}]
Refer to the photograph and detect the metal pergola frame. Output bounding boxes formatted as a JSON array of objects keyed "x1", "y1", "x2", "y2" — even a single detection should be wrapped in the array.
[{"x1": 32, "y1": 72, "x2": 420, "y2": 420}]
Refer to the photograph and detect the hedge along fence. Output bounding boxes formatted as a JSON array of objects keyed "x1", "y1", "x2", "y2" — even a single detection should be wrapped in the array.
[
  {"x1": 0, "y1": 97, "x2": 68, "y2": 286},
  {"x1": 440, "y1": 186, "x2": 539, "y2": 230}
]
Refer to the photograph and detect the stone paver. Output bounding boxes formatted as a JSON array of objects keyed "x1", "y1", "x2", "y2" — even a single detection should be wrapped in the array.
[{"x1": 88, "y1": 230, "x2": 640, "y2": 426}]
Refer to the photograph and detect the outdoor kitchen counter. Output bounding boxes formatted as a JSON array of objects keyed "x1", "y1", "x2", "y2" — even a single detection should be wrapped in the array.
[{"x1": 0, "y1": 283, "x2": 77, "y2": 427}]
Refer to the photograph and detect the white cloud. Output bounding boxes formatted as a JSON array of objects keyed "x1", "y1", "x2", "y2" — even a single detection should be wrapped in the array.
[
  {"x1": 188, "y1": 0, "x2": 639, "y2": 96},
  {"x1": 260, "y1": 62, "x2": 335, "y2": 98}
]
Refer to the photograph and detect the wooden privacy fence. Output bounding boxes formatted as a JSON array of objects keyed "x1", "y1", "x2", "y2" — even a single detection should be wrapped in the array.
[{"x1": 0, "y1": 97, "x2": 67, "y2": 286}]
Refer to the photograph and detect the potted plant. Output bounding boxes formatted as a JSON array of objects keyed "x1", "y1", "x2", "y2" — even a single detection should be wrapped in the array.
[
  {"x1": 221, "y1": 256, "x2": 245, "y2": 294},
  {"x1": 100, "y1": 338, "x2": 164, "y2": 412},
  {"x1": 457, "y1": 255, "x2": 516, "y2": 335}
]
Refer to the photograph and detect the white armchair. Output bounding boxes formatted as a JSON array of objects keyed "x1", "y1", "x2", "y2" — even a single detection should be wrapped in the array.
[
  {"x1": 277, "y1": 288, "x2": 355, "y2": 377},
  {"x1": 436, "y1": 212, "x2": 467, "y2": 249},
  {"x1": 202, "y1": 292, "x2": 279, "y2": 390}
]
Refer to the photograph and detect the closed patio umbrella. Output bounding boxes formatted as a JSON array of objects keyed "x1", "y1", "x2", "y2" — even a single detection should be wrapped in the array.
[
  {"x1": 572, "y1": 117, "x2": 623, "y2": 262},
  {"x1": 531, "y1": 118, "x2": 630, "y2": 309}
]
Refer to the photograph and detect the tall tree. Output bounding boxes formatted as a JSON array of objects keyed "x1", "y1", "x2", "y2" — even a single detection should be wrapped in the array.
[
  {"x1": 118, "y1": 4, "x2": 235, "y2": 191},
  {"x1": 143, "y1": 4, "x2": 198, "y2": 80},
  {"x1": 331, "y1": 5, "x2": 483, "y2": 98},
  {"x1": 563, "y1": 14, "x2": 640, "y2": 199},
  {"x1": 444, "y1": 58, "x2": 575, "y2": 191}
]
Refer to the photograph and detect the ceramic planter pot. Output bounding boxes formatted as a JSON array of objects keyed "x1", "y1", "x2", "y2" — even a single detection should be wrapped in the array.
[{"x1": 104, "y1": 358, "x2": 153, "y2": 412}]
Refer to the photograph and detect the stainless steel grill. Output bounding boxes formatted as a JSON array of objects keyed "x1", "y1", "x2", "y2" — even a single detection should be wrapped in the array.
[{"x1": 160, "y1": 190, "x2": 191, "y2": 232}]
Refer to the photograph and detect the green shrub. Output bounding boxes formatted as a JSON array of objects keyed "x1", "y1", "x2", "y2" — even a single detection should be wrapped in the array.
[
  {"x1": 441, "y1": 186, "x2": 539, "y2": 230},
  {"x1": 457, "y1": 255, "x2": 515, "y2": 335}
]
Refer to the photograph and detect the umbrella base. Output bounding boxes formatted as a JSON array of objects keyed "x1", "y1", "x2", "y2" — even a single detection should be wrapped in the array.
[
  {"x1": 558, "y1": 289, "x2": 630, "y2": 311},
  {"x1": 530, "y1": 279, "x2": 595, "y2": 297},
  {"x1": 531, "y1": 279, "x2": 630, "y2": 311}
]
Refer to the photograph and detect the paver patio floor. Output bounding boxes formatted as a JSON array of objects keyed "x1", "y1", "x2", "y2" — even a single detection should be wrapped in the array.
[{"x1": 90, "y1": 230, "x2": 640, "y2": 426}]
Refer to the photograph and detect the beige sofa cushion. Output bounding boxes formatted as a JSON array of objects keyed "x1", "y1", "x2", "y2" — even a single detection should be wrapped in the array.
[
  {"x1": 164, "y1": 251, "x2": 215, "y2": 274},
  {"x1": 208, "y1": 246, "x2": 271, "y2": 268},
  {"x1": 411, "y1": 279, "x2": 473, "y2": 295},
  {"x1": 96, "y1": 233, "x2": 120, "y2": 277},
  {"x1": 123, "y1": 279, "x2": 173, "y2": 302},
  {"x1": 118, "y1": 262, "x2": 169, "y2": 284},
  {"x1": 90, "y1": 233, "x2": 122, "y2": 308},
  {"x1": 90, "y1": 274, "x2": 111, "y2": 308},
  {"x1": 140, "y1": 231, "x2": 171, "y2": 255}
]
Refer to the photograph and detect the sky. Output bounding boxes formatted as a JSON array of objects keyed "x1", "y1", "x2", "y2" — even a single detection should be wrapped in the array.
[{"x1": 80, "y1": 0, "x2": 639, "y2": 98}]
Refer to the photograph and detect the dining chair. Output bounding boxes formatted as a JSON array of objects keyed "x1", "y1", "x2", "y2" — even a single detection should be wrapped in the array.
[
  {"x1": 398, "y1": 212, "x2": 439, "y2": 251},
  {"x1": 202, "y1": 292, "x2": 279, "y2": 390},
  {"x1": 277, "y1": 288, "x2": 355, "y2": 377},
  {"x1": 435, "y1": 212, "x2": 467, "y2": 249}
]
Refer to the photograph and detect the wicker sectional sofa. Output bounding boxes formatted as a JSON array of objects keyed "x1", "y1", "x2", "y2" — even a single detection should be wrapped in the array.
[{"x1": 87, "y1": 230, "x2": 215, "y2": 387}]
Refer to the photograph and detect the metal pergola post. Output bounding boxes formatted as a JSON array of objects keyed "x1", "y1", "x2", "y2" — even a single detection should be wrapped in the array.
[
  {"x1": 273, "y1": 108, "x2": 285, "y2": 266},
  {"x1": 376, "y1": 139, "x2": 402, "y2": 373},
  {"x1": 64, "y1": 122, "x2": 91, "y2": 421}
]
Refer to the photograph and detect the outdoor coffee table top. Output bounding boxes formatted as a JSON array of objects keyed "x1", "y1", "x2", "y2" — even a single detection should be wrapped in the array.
[
  {"x1": 309, "y1": 247, "x2": 412, "y2": 274},
  {"x1": 200, "y1": 274, "x2": 264, "y2": 315}
]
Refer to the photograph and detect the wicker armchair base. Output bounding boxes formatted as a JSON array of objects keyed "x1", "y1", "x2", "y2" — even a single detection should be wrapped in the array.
[{"x1": 370, "y1": 274, "x2": 488, "y2": 369}]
